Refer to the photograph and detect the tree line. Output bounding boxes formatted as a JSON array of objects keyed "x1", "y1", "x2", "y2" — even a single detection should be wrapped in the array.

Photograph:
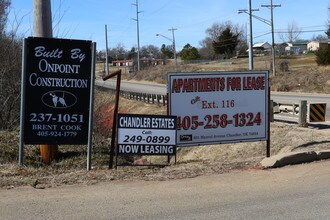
[
  {"x1": 98, "y1": 21, "x2": 247, "y2": 63},
  {"x1": 0, "y1": 0, "x2": 22, "y2": 129}
]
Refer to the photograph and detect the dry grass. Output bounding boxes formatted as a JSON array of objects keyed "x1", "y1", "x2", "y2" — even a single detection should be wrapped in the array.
[
  {"x1": 111, "y1": 54, "x2": 330, "y2": 94},
  {"x1": 1, "y1": 86, "x2": 330, "y2": 189},
  {"x1": 1, "y1": 55, "x2": 330, "y2": 189}
]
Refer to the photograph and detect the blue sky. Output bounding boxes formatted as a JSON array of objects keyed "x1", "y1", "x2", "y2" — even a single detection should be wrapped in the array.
[{"x1": 7, "y1": 0, "x2": 330, "y2": 51}]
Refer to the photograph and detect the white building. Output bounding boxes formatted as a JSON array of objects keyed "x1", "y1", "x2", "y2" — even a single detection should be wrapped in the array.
[{"x1": 307, "y1": 41, "x2": 329, "y2": 52}]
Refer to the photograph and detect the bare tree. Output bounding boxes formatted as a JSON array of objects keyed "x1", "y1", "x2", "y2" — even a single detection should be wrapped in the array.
[
  {"x1": 0, "y1": 0, "x2": 23, "y2": 130},
  {"x1": 278, "y1": 21, "x2": 302, "y2": 43},
  {"x1": 200, "y1": 21, "x2": 244, "y2": 59},
  {"x1": 205, "y1": 21, "x2": 236, "y2": 41},
  {"x1": 312, "y1": 34, "x2": 328, "y2": 42},
  {"x1": 199, "y1": 37, "x2": 215, "y2": 60},
  {"x1": 108, "y1": 43, "x2": 127, "y2": 60},
  {"x1": 140, "y1": 45, "x2": 160, "y2": 58},
  {"x1": 0, "y1": 0, "x2": 10, "y2": 34}
]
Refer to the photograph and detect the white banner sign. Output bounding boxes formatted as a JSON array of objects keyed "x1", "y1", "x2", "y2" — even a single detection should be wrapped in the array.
[{"x1": 168, "y1": 71, "x2": 269, "y2": 146}]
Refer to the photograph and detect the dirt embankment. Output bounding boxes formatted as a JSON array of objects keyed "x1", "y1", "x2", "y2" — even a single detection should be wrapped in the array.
[
  {"x1": 1, "y1": 88, "x2": 330, "y2": 189},
  {"x1": 1, "y1": 55, "x2": 330, "y2": 189}
]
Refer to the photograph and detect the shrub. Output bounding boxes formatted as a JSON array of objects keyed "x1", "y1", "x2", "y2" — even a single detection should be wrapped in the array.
[
  {"x1": 279, "y1": 60, "x2": 289, "y2": 72},
  {"x1": 0, "y1": 35, "x2": 22, "y2": 130},
  {"x1": 0, "y1": 0, "x2": 22, "y2": 130},
  {"x1": 315, "y1": 47, "x2": 330, "y2": 66}
]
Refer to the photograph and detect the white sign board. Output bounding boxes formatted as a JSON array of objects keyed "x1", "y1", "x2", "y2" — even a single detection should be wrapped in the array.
[
  {"x1": 168, "y1": 71, "x2": 269, "y2": 146},
  {"x1": 117, "y1": 114, "x2": 177, "y2": 155}
]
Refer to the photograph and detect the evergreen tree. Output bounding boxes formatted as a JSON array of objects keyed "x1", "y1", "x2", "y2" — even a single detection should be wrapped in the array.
[
  {"x1": 325, "y1": 6, "x2": 330, "y2": 39},
  {"x1": 160, "y1": 44, "x2": 174, "y2": 59},
  {"x1": 127, "y1": 47, "x2": 136, "y2": 60},
  {"x1": 212, "y1": 27, "x2": 239, "y2": 58},
  {"x1": 178, "y1": 43, "x2": 200, "y2": 61}
]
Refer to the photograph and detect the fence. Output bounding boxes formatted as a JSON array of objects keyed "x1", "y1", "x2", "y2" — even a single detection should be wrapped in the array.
[
  {"x1": 97, "y1": 82, "x2": 326, "y2": 126},
  {"x1": 120, "y1": 90, "x2": 167, "y2": 106}
]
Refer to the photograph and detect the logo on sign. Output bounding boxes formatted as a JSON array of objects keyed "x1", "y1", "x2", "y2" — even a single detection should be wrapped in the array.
[
  {"x1": 41, "y1": 90, "x2": 77, "y2": 109},
  {"x1": 180, "y1": 134, "x2": 192, "y2": 142}
]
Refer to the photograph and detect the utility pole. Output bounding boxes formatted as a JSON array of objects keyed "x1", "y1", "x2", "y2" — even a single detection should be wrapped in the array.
[
  {"x1": 105, "y1": 24, "x2": 110, "y2": 75},
  {"x1": 168, "y1": 27, "x2": 177, "y2": 68},
  {"x1": 238, "y1": 1, "x2": 258, "y2": 70},
  {"x1": 262, "y1": 0, "x2": 281, "y2": 76},
  {"x1": 132, "y1": 0, "x2": 141, "y2": 71},
  {"x1": 34, "y1": 0, "x2": 52, "y2": 37},
  {"x1": 33, "y1": 0, "x2": 58, "y2": 164},
  {"x1": 248, "y1": 0, "x2": 254, "y2": 70}
]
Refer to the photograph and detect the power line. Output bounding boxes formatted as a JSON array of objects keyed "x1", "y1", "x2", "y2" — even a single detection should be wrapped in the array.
[
  {"x1": 254, "y1": 31, "x2": 272, "y2": 39},
  {"x1": 276, "y1": 29, "x2": 326, "y2": 34}
]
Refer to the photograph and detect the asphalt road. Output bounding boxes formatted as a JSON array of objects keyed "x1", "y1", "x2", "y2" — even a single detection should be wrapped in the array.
[
  {"x1": 96, "y1": 79, "x2": 330, "y2": 120},
  {"x1": 1, "y1": 160, "x2": 330, "y2": 219},
  {"x1": 96, "y1": 79, "x2": 166, "y2": 95}
]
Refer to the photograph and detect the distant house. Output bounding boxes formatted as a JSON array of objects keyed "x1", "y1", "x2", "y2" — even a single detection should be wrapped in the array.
[
  {"x1": 307, "y1": 41, "x2": 329, "y2": 52},
  {"x1": 285, "y1": 42, "x2": 308, "y2": 55},
  {"x1": 278, "y1": 43, "x2": 290, "y2": 56},
  {"x1": 112, "y1": 59, "x2": 133, "y2": 67},
  {"x1": 246, "y1": 42, "x2": 271, "y2": 55},
  {"x1": 253, "y1": 42, "x2": 272, "y2": 51},
  {"x1": 111, "y1": 58, "x2": 163, "y2": 67}
]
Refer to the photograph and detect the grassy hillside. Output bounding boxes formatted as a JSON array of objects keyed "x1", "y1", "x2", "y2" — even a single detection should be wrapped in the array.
[{"x1": 102, "y1": 54, "x2": 330, "y2": 94}]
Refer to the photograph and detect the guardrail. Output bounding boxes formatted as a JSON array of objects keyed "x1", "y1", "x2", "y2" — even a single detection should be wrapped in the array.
[
  {"x1": 271, "y1": 101, "x2": 306, "y2": 126},
  {"x1": 97, "y1": 81, "x2": 326, "y2": 126},
  {"x1": 120, "y1": 90, "x2": 167, "y2": 106},
  {"x1": 118, "y1": 92, "x2": 314, "y2": 126},
  {"x1": 273, "y1": 102, "x2": 299, "y2": 114},
  {"x1": 272, "y1": 100, "x2": 327, "y2": 126}
]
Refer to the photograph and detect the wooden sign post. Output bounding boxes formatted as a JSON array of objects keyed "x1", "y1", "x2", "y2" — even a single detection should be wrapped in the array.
[{"x1": 34, "y1": 0, "x2": 58, "y2": 164}]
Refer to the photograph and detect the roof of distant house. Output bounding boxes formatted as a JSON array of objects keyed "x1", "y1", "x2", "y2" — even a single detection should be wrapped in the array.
[{"x1": 253, "y1": 42, "x2": 271, "y2": 48}]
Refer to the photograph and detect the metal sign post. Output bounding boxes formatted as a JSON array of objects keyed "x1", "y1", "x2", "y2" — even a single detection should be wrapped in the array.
[
  {"x1": 102, "y1": 69, "x2": 122, "y2": 169},
  {"x1": 19, "y1": 39, "x2": 28, "y2": 166},
  {"x1": 87, "y1": 42, "x2": 96, "y2": 170}
]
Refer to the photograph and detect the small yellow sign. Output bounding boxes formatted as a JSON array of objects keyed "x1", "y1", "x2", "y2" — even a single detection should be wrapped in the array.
[{"x1": 309, "y1": 103, "x2": 326, "y2": 122}]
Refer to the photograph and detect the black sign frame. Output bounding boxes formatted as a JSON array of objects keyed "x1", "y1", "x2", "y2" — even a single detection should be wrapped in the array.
[{"x1": 22, "y1": 37, "x2": 93, "y2": 145}]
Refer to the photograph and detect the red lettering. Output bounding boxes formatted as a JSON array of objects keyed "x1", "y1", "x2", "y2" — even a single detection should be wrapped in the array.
[
  {"x1": 227, "y1": 77, "x2": 242, "y2": 91},
  {"x1": 243, "y1": 76, "x2": 265, "y2": 90}
]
